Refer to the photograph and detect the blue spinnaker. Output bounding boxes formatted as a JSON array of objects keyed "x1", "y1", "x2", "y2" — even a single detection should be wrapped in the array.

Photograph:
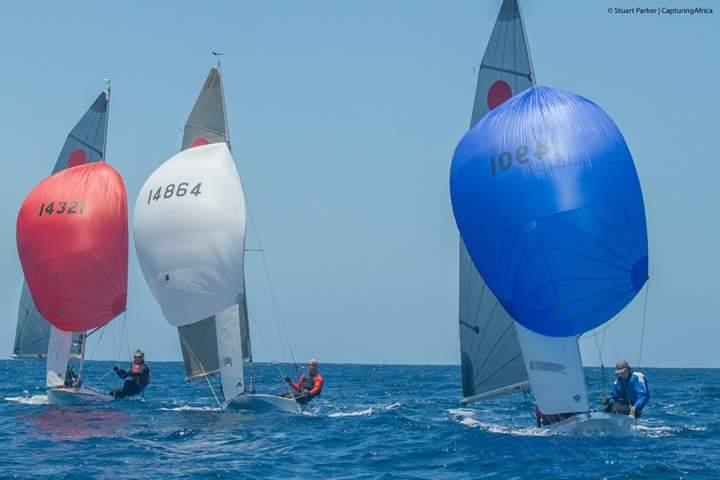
[{"x1": 450, "y1": 86, "x2": 648, "y2": 337}]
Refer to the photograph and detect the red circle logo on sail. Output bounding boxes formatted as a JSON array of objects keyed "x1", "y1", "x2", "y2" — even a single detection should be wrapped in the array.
[
  {"x1": 68, "y1": 149, "x2": 88, "y2": 167},
  {"x1": 191, "y1": 137, "x2": 210, "y2": 148},
  {"x1": 487, "y1": 80, "x2": 512, "y2": 110}
]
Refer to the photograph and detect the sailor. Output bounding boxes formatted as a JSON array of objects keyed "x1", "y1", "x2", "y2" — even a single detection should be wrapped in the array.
[
  {"x1": 604, "y1": 360, "x2": 649, "y2": 418},
  {"x1": 284, "y1": 358, "x2": 324, "y2": 405},
  {"x1": 64, "y1": 365, "x2": 79, "y2": 387},
  {"x1": 110, "y1": 350, "x2": 151, "y2": 399}
]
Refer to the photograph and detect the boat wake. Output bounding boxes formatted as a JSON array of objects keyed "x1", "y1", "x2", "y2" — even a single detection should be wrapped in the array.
[
  {"x1": 159, "y1": 405, "x2": 222, "y2": 412},
  {"x1": 449, "y1": 408, "x2": 549, "y2": 437},
  {"x1": 449, "y1": 408, "x2": 687, "y2": 438},
  {"x1": 5, "y1": 394, "x2": 49, "y2": 405},
  {"x1": 328, "y1": 402, "x2": 402, "y2": 418}
]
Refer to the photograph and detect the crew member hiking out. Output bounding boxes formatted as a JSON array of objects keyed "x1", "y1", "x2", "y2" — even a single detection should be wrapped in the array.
[
  {"x1": 284, "y1": 358, "x2": 324, "y2": 405},
  {"x1": 110, "y1": 350, "x2": 151, "y2": 399},
  {"x1": 603, "y1": 359, "x2": 649, "y2": 418}
]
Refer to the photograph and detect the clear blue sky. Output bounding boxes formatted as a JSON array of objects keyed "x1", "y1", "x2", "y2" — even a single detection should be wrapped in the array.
[{"x1": 0, "y1": 1, "x2": 717, "y2": 366}]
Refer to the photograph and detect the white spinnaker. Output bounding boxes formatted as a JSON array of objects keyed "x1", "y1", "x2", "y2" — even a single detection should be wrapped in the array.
[
  {"x1": 514, "y1": 323, "x2": 589, "y2": 415},
  {"x1": 216, "y1": 302, "x2": 246, "y2": 405},
  {"x1": 134, "y1": 143, "x2": 247, "y2": 326},
  {"x1": 46, "y1": 326, "x2": 73, "y2": 387}
]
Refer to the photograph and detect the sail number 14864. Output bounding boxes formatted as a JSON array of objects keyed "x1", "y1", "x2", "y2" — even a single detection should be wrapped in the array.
[{"x1": 147, "y1": 182, "x2": 202, "y2": 204}]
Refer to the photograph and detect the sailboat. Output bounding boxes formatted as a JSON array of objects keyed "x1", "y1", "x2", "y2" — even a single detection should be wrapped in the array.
[
  {"x1": 133, "y1": 64, "x2": 300, "y2": 413},
  {"x1": 16, "y1": 84, "x2": 129, "y2": 405},
  {"x1": 453, "y1": 0, "x2": 648, "y2": 433}
]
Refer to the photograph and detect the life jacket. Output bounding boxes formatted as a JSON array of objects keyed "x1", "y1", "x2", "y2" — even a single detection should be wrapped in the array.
[
  {"x1": 131, "y1": 362, "x2": 151, "y2": 387},
  {"x1": 301, "y1": 373, "x2": 323, "y2": 395},
  {"x1": 302, "y1": 374, "x2": 315, "y2": 391},
  {"x1": 635, "y1": 372, "x2": 649, "y2": 394}
]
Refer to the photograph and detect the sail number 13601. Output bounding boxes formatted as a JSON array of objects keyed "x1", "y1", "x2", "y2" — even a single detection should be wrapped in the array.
[{"x1": 147, "y1": 182, "x2": 202, "y2": 204}]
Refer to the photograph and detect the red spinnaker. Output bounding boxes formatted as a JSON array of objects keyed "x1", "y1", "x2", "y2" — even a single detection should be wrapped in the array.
[{"x1": 16, "y1": 163, "x2": 128, "y2": 332}]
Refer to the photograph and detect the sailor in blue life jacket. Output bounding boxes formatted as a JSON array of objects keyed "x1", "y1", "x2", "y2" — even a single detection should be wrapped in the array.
[
  {"x1": 603, "y1": 360, "x2": 649, "y2": 418},
  {"x1": 110, "y1": 350, "x2": 151, "y2": 399}
]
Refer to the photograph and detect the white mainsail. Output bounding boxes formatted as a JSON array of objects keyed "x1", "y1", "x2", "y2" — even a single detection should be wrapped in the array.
[{"x1": 46, "y1": 327, "x2": 73, "y2": 387}]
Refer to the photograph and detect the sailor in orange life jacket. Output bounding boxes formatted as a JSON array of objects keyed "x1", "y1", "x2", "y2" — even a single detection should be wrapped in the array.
[
  {"x1": 110, "y1": 350, "x2": 151, "y2": 399},
  {"x1": 284, "y1": 359, "x2": 324, "y2": 405}
]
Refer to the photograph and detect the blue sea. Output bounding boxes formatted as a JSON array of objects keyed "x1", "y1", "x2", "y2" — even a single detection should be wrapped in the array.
[{"x1": 0, "y1": 361, "x2": 718, "y2": 479}]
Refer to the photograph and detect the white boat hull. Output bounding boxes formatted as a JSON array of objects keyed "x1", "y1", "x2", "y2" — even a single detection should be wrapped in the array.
[
  {"x1": 47, "y1": 386, "x2": 113, "y2": 406},
  {"x1": 548, "y1": 411, "x2": 635, "y2": 435},
  {"x1": 225, "y1": 393, "x2": 302, "y2": 414}
]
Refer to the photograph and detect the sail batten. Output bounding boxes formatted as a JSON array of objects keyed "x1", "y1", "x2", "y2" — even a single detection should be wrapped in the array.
[{"x1": 459, "y1": 0, "x2": 534, "y2": 402}]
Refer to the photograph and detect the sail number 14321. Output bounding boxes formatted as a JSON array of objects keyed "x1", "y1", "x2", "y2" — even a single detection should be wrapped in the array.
[{"x1": 147, "y1": 182, "x2": 202, "y2": 204}]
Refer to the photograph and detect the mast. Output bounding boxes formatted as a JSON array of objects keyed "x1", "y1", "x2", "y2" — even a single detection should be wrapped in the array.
[{"x1": 77, "y1": 80, "x2": 112, "y2": 384}]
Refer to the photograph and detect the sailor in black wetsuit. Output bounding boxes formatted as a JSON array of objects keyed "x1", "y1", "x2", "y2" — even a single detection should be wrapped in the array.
[{"x1": 110, "y1": 350, "x2": 151, "y2": 399}]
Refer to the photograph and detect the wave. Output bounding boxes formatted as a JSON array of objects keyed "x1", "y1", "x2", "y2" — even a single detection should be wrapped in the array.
[
  {"x1": 159, "y1": 405, "x2": 222, "y2": 412},
  {"x1": 328, "y1": 402, "x2": 402, "y2": 418},
  {"x1": 448, "y1": 408, "x2": 550, "y2": 437},
  {"x1": 5, "y1": 394, "x2": 49, "y2": 405},
  {"x1": 329, "y1": 407, "x2": 374, "y2": 417}
]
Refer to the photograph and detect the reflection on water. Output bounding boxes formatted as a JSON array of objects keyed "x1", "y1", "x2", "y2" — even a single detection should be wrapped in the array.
[{"x1": 25, "y1": 406, "x2": 130, "y2": 442}]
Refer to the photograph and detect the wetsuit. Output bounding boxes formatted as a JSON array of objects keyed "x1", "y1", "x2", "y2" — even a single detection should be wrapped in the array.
[
  {"x1": 111, "y1": 363, "x2": 151, "y2": 399},
  {"x1": 288, "y1": 373, "x2": 324, "y2": 405}
]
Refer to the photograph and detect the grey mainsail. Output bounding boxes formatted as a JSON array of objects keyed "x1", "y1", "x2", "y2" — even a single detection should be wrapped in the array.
[
  {"x1": 459, "y1": 0, "x2": 535, "y2": 403},
  {"x1": 177, "y1": 66, "x2": 253, "y2": 380},
  {"x1": 13, "y1": 91, "x2": 109, "y2": 359}
]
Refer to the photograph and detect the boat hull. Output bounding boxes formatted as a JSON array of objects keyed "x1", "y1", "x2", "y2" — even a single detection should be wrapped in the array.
[
  {"x1": 47, "y1": 386, "x2": 113, "y2": 405},
  {"x1": 226, "y1": 393, "x2": 302, "y2": 414},
  {"x1": 548, "y1": 411, "x2": 635, "y2": 435}
]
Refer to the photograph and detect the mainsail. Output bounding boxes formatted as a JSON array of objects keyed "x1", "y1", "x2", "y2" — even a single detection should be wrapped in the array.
[
  {"x1": 459, "y1": 0, "x2": 534, "y2": 403},
  {"x1": 13, "y1": 91, "x2": 108, "y2": 359},
  {"x1": 175, "y1": 66, "x2": 252, "y2": 381}
]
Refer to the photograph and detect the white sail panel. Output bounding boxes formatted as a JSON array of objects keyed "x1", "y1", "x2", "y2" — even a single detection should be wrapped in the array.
[
  {"x1": 216, "y1": 303, "x2": 246, "y2": 405},
  {"x1": 46, "y1": 326, "x2": 73, "y2": 387},
  {"x1": 459, "y1": 0, "x2": 534, "y2": 401},
  {"x1": 134, "y1": 142, "x2": 247, "y2": 326},
  {"x1": 514, "y1": 323, "x2": 589, "y2": 415}
]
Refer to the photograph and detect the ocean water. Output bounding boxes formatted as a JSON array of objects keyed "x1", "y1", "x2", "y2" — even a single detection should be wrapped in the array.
[{"x1": 0, "y1": 361, "x2": 718, "y2": 479}]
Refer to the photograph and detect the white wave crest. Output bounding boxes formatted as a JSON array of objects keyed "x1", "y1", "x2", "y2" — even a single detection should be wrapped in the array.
[
  {"x1": 159, "y1": 405, "x2": 221, "y2": 412},
  {"x1": 5, "y1": 394, "x2": 49, "y2": 405},
  {"x1": 328, "y1": 402, "x2": 401, "y2": 418},
  {"x1": 448, "y1": 408, "x2": 549, "y2": 436},
  {"x1": 329, "y1": 407, "x2": 374, "y2": 418}
]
